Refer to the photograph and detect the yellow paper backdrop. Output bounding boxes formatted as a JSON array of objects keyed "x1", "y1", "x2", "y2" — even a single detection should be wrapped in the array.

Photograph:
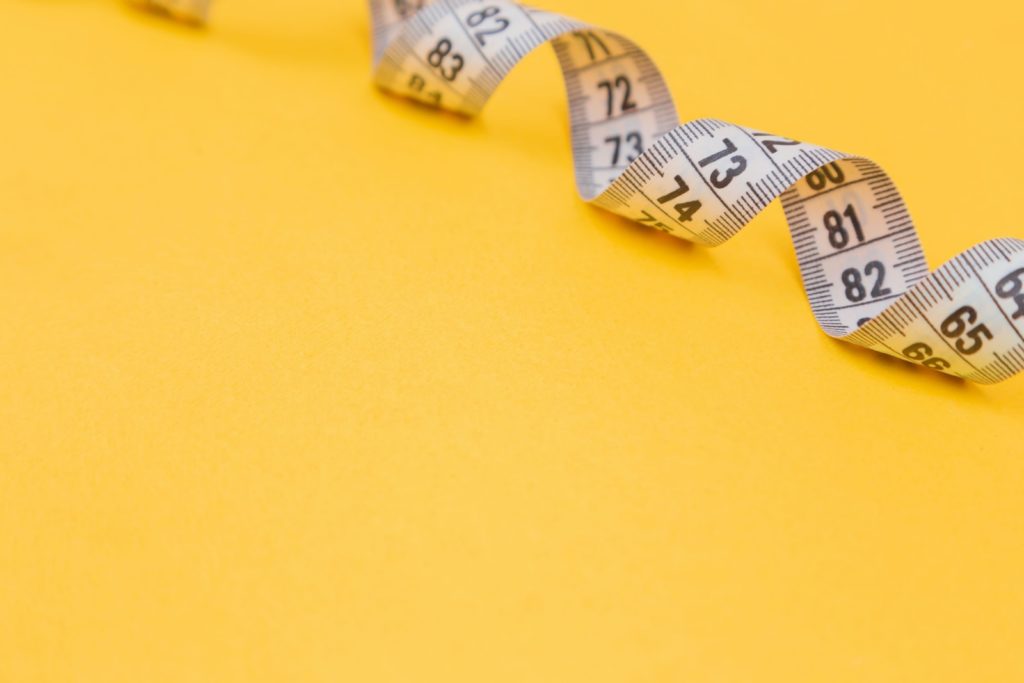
[{"x1": 2, "y1": 0, "x2": 1022, "y2": 680}]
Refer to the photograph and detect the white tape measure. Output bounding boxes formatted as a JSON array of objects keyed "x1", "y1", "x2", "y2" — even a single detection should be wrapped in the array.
[{"x1": 141, "y1": 0, "x2": 1024, "y2": 384}]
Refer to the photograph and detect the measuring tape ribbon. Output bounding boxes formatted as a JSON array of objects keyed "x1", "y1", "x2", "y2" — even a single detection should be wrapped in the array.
[{"x1": 144, "y1": 0, "x2": 1024, "y2": 384}]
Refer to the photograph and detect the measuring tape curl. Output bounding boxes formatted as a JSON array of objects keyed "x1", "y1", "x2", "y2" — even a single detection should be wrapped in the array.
[{"x1": 146, "y1": 0, "x2": 1024, "y2": 384}]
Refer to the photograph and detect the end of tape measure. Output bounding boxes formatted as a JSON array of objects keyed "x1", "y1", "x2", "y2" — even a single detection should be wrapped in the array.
[{"x1": 128, "y1": 0, "x2": 211, "y2": 25}]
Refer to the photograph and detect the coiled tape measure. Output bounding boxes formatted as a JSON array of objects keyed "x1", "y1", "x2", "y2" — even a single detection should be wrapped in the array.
[{"x1": 133, "y1": 0, "x2": 1024, "y2": 384}]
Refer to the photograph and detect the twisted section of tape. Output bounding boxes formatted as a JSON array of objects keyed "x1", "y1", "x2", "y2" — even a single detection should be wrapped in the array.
[{"x1": 144, "y1": 0, "x2": 1024, "y2": 383}]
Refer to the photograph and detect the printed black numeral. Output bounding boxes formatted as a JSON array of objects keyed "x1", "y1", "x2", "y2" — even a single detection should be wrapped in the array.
[
  {"x1": 604, "y1": 132, "x2": 642, "y2": 166},
  {"x1": 655, "y1": 175, "x2": 702, "y2": 223},
  {"x1": 841, "y1": 260, "x2": 891, "y2": 302},
  {"x1": 752, "y1": 131, "x2": 800, "y2": 154},
  {"x1": 466, "y1": 6, "x2": 509, "y2": 45},
  {"x1": 696, "y1": 138, "x2": 747, "y2": 189},
  {"x1": 408, "y1": 74, "x2": 442, "y2": 105},
  {"x1": 824, "y1": 204, "x2": 865, "y2": 250},
  {"x1": 572, "y1": 30, "x2": 610, "y2": 61},
  {"x1": 596, "y1": 76, "x2": 636, "y2": 118},
  {"x1": 806, "y1": 162, "x2": 845, "y2": 191},
  {"x1": 940, "y1": 306, "x2": 993, "y2": 355},
  {"x1": 637, "y1": 210, "x2": 672, "y2": 233},
  {"x1": 427, "y1": 38, "x2": 464, "y2": 81},
  {"x1": 995, "y1": 268, "x2": 1024, "y2": 320},
  {"x1": 902, "y1": 342, "x2": 952, "y2": 370}
]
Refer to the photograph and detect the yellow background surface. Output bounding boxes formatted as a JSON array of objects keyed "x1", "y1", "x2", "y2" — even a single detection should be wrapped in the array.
[{"x1": 2, "y1": 0, "x2": 1022, "y2": 680}]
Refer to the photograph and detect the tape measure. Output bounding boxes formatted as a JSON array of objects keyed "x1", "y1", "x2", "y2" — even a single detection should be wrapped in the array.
[{"x1": 140, "y1": 0, "x2": 1024, "y2": 384}]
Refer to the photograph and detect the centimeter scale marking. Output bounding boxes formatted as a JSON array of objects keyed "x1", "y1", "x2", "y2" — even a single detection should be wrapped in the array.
[{"x1": 139, "y1": 0, "x2": 1024, "y2": 384}]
